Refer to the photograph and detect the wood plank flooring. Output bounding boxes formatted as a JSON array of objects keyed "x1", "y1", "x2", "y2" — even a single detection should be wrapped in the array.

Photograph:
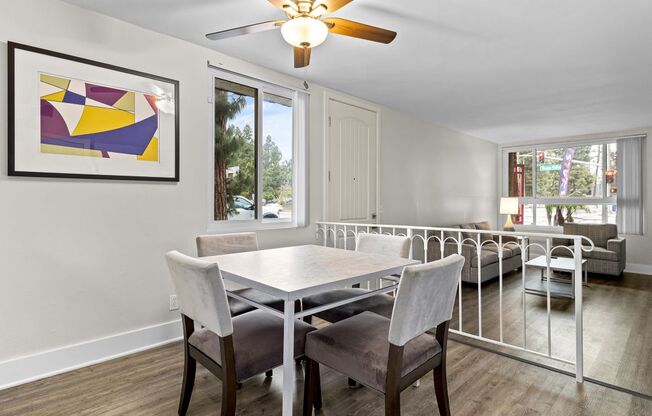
[
  {"x1": 0, "y1": 339, "x2": 649, "y2": 416},
  {"x1": 450, "y1": 270, "x2": 652, "y2": 396}
]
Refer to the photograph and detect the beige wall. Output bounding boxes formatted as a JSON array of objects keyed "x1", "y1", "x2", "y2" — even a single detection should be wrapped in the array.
[
  {"x1": 380, "y1": 108, "x2": 499, "y2": 227},
  {"x1": 499, "y1": 128, "x2": 651, "y2": 271},
  {"x1": 0, "y1": 0, "x2": 500, "y2": 374}
]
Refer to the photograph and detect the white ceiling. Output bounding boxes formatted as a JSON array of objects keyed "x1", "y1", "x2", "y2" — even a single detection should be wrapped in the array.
[{"x1": 63, "y1": 0, "x2": 652, "y2": 144}]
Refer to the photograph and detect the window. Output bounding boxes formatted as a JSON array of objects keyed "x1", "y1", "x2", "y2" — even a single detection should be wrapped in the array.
[
  {"x1": 504, "y1": 141, "x2": 618, "y2": 226},
  {"x1": 210, "y1": 71, "x2": 306, "y2": 230}
]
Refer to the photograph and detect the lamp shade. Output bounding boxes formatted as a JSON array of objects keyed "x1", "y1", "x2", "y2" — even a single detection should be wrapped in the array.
[{"x1": 500, "y1": 197, "x2": 519, "y2": 215}]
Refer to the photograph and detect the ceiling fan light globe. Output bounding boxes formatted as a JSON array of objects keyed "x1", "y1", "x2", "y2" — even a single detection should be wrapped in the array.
[{"x1": 281, "y1": 17, "x2": 328, "y2": 48}]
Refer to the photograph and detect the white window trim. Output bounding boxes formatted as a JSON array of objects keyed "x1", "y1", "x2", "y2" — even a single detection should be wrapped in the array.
[
  {"x1": 206, "y1": 68, "x2": 307, "y2": 233},
  {"x1": 501, "y1": 138, "x2": 619, "y2": 227}
]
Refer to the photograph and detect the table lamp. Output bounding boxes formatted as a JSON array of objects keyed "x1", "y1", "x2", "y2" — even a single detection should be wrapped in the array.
[{"x1": 500, "y1": 197, "x2": 519, "y2": 231}]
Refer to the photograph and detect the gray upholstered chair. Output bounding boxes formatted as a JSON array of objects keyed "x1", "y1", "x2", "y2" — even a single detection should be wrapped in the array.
[
  {"x1": 196, "y1": 233, "x2": 287, "y2": 317},
  {"x1": 165, "y1": 251, "x2": 318, "y2": 416},
  {"x1": 303, "y1": 254, "x2": 465, "y2": 416},
  {"x1": 302, "y1": 233, "x2": 411, "y2": 323},
  {"x1": 552, "y1": 223, "x2": 626, "y2": 276}
]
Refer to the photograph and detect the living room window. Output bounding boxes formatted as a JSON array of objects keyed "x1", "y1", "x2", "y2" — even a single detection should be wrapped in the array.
[
  {"x1": 209, "y1": 70, "x2": 307, "y2": 231},
  {"x1": 504, "y1": 139, "x2": 622, "y2": 227}
]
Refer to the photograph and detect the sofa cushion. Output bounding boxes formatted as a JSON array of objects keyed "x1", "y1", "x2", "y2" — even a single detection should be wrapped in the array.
[
  {"x1": 474, "y1": 221, "x2": 494, "y2": 242},
  {"x1": 562, "y1": 223, "x2": 618, "y2": 248},
  {"x1": 483, "y1": 245, "x2": 521, "y2": 258},
  {"x1": 305, "y1": 311, "x2": 441, "y2": 393},
  {"x1": 583, "y1": 246, "x2": 619, "y2": 261},
  {"x1": 302, "y1": 289, "x2": 395, "y2": 322},
  {"x1": 460, "y1": 223, "x2": 479, "y2": 240},
  {"x1": 441, "y1": 225, "x2": 462, "y2": 241},
  {"x1": 471, "y1": 251, "x2": 499, "y2": 267},
  {"x1": 188, "y1": 310, "x2": 315, "y2": 381}
]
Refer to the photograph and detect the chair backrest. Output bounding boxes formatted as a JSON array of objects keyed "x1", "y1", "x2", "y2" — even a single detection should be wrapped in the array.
[
  {"x1": 388, "y1": 254, "x2": 465, "y2": 346},
  {"x1": 196, "y1": 232, "x2": 259, "y2": 257},
  {"x1": 165, "y1": 251, "x2": 233, "y2": 337},
  {"x1": 356, "y1": 233, "x2": 410, "y2": 258}
]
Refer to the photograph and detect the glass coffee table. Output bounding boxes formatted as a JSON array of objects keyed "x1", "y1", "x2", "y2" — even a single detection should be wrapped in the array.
[{"x1": 524, "y1": 255, "x2": 588, "y2": 299}]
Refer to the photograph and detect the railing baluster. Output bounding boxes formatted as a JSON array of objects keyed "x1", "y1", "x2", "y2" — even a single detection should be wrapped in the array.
[
  {"x1": 458, "y1": 231, "x2": 463, "y2": 333},
  {"x1": 546, "y1": 238, "x2": 552, "y2": 357},
  {"x1": 574, "y1": 237, "x2": 584, "y2": 382},
  {"x1": 477, "y1": 232, "x2": 482, "y2": 338},
  {"x1": 498, "y1": 235, "x2": 504, "y2": 343},
  {"x1": 522, "y1": 237, "x2": 527, "y2": 350}
]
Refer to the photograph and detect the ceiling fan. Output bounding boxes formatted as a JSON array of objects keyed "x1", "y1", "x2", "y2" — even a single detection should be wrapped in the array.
[{"x1": 206, "y1": 0, "x2": 397, "y2": 68}]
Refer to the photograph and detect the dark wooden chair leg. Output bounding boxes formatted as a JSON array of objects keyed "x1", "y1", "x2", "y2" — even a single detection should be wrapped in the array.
[
  {"x1": 433, "y1": 365, "x2": 450, "y2": 416},
  {"x1": 219, "y1": 336, "x2": 237, "y2": 416},
  {"x1": 221, "y1": 380, "x2": 237, "y2": 416},
  {"x1": 265, "y1": 369, "x2": 273, "y2": 378},
  {"x1": 385, "y1": 388, "x2": 401, "y2": 416},
  {"x1": 179, "y1": 315, "x2": 196, "y2": 416},
  {"x1": 303, "y1": 359, "x2": 318, "y2": 416},
  {"x1": 314, "y1": 361, "x2": 322, "y2": 409},
  {"x1": 385, "y1": 343, "x2": 404, "y2": 416},
  {"x1": 434, "y1": 321, "x2": 451, "y2": 416},
  {"x1": 178, "y1": 354, "x2": 196, "y2": 415}
]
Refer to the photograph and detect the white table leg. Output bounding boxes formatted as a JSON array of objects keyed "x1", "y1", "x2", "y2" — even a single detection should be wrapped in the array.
[{"x1": 282, "y1": 299, "x2": 295, "y2": 416}]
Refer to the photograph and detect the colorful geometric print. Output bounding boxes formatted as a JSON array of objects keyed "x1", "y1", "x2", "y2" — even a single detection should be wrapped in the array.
[{"x1": 39, "y1": 73, "x2": 159, "y2": 162}]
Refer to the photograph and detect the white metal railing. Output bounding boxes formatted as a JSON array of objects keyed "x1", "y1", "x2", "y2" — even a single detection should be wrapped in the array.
[{"x1": 316, "y1": 221, "x2": 595, "y2": 382}]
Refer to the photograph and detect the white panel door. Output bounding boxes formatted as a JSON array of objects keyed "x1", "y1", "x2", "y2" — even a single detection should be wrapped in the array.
[{"x1": 327, "y1": 99, "x2": 377, "y2": 223}]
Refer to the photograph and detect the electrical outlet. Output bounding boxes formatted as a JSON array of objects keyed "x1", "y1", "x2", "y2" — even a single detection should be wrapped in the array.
[{"x1": 169, "y1": 294, "x2": 179, "y2": 311}]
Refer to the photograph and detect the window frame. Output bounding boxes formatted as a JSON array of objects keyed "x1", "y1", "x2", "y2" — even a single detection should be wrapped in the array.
[
  {"x1": 207, "y1": 69, "x2": 307, "y2": 232},
  {"x1": 502, "y1": 137, "x2": 618, "y2": 227}
]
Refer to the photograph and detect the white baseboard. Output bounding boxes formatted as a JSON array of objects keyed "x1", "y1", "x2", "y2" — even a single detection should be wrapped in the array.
[
  {"x1": 625, "y1": 263, "x2": 652, "y2": 275},
  {"x1": 0, "y1": 319, "x2": 182, "y2": 391}
]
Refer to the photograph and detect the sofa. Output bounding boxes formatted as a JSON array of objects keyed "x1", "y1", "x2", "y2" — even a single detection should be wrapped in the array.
[
  {"x1": 427, "y1": 221, "x2": 522, "y2": 284},
  {"x1": 552, "y1": 223, "x2": 626, "y2": 276}
]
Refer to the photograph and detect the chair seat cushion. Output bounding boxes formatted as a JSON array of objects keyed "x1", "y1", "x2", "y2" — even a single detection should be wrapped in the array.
[
  {"x1": 302, "y1": 289, "x2": 395, "y2": 323},
  {"x1": 189, "y1": 310, "x2": 315, "y2": 381},
  {"x1": 305, "y1": 311, "x2": 441, "y2": 392},
  {"x1": 483, "y1": 244, "x2": 522, "y2": 258},
  {"x1": 228, "y1": 288, "x2": 285, "y2": 317}
]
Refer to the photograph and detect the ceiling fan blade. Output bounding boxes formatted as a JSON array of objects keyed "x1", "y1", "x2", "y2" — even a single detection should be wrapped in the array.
[
  {"x1": 322, "y1": 18, "x2": 396, "y2": 44},
  {"x1": 294, "y1": 46, "x2": 311, "y2": 68},
  {"x1": 317, "y1": 0, "x2": 354, "y2": 14},
  {"x1": 206, "y1": 20, "x2": 284, "y2": 40}
]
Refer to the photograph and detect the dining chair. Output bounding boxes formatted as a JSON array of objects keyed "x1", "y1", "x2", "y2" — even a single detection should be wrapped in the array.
[
  {"x1": 302, "y1": 233, "x2": 411, "y2": 324},
  {"x1": 196, "y1": 233, "x2": 288, "y2": 317},
  {"x1": 165, "y1": 251, "x2": 319, "y2": 416},
  {"x1": 302, "y1": 254, "x2": 465, "y2": 416}
]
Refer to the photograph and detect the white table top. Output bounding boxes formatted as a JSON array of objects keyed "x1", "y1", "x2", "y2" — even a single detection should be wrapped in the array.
[
  {"x1": 526, "y1": 255, "x2": 587, "y2": 271},
  {"x1": 201, "y1": 244, "x2": 419, "y2": 300}
]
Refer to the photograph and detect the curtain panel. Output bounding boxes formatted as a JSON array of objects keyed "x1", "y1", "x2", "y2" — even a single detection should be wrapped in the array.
[{"x1": 616, "y1": 136, "x2": 645, "y2": 235}]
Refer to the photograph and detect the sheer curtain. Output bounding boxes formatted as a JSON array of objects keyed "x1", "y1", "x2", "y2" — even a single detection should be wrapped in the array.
[{"x1": 616, "y1": 136, "x2": 644, "y2": 234}]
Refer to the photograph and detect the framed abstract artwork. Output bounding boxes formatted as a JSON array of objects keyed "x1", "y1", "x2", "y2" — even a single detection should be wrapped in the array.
[{"x1": 8, "y1": 42, "x2": 179, "y2": 181}]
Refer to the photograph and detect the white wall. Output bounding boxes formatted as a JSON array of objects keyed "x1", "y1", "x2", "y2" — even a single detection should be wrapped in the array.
[
  {"x1": 0, "y1": 0, "x2": 323, "y2": 365},
  {"x1": 380, "y1": 108, "x2": 499, "y2": 226},
  {"x1": 498, "y1": 128, "x2": 652, "y2": 272},
  {"x1": 0, "y1": 0, "x2": 499, "y2": 386}
]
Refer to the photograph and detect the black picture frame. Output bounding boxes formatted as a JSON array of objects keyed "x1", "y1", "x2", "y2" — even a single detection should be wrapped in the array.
[{"x1": 8, "y1": 41, "x2": 180, "y2": 182}]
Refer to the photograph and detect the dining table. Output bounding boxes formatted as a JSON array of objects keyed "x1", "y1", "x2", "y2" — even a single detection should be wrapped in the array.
[{"x1": 201, "y1": 244, "x2": 419, "y2": 416}]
